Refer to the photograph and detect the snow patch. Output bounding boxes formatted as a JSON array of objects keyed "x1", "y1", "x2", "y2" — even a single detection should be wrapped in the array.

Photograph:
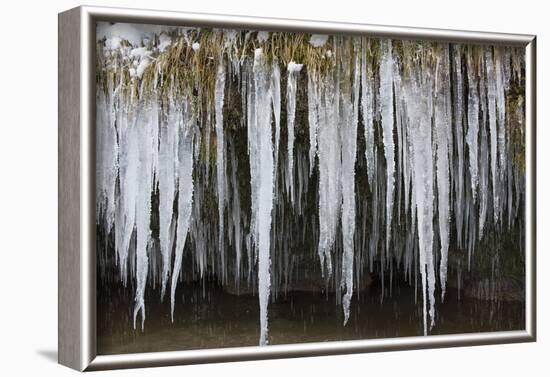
[{"x1": 310, "y1": 34, "x2": 329, "y2": 48}]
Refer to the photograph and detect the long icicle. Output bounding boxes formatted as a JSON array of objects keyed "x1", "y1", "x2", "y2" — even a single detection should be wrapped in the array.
[
  {"x1": 249, "y1": 49, "x2": 275, "y2": 346},
  {"x1": 316, "y1": 68, "x2": 340, "y2": 279},
  {"x1": 403, "y1": 46, "x2": 436, "y2": 334},
  {"x1": 379, "y1": 40, "x2": 395, "y2": 254},
  {"x1": 159, "y1": 96, "x2": 179, "y2": 299},
  {"x1": 466, "y1": 48, "x2": 480, "y2": 202},
  {"x1": 170, "y1": 100, "x2": 195, "y2": 322},
  {"x1": 434, "y1": 47, "x2": 452, "y2": 301},
  {"x1": 361, "y1": 38, "x2": 376, "y2": 186},
  {"x1": 286, "y1": 62, "x2": 303, "y2": 204},
  {"x1": 341, "y1": 40, "x2": 360, "y2": 325},
  {"x1": 453, "y1": 45, "x2": 465, "y2": 247},
  {"x1": 215, "y1": 61, "x2": 227, "y2": 283},
  {"x1": 133, "y1": 97, "x2": 159, "y2": 330}
]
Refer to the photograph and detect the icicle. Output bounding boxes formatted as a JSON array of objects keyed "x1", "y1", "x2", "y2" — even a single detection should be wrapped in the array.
[
  {"x1": 96, "y1": 88, "x2": 118, "y2": 232},
  {"x1": 478, "y1": 55, "x2": 489, "y2": 237},
  {"x1": 215, "y1": 62, "x2": 227, "y2": 283},
  {"x1": 271, "y1": 62, "x2": 281, "y2": 162},
  {"x1": 286, "y1": 62, "x2": 303, "y2": 204},
  {"x1": 158, "y1": 99, "x2": 179, "y2": 299},
  {"x1": 247, "y1": 60, "x2": 259, "y2": 255},
  {"x1": 434, "y1": 48, "x2": 451, "y2": 301},
  {"x1": 466, "y1": 50, "x2": 480, "y2": 202},
  {"x1": 379, "y1": 39, "x2": 395, "y2": 252},
  {"x1": 341, "y1": 41, "x2": 360, "y2": 325},
  {"x1": 115, "y1": 100, "x2": 139, "y2": 284},
  {"x1": 479, "y1": 120, "x2": 490, "y2": 237},
  {"x1": 403, "y1": 48, "x2": 436, "y2": 334},
  {"x1": 393, "y1": 59, "x2": 404, "y2": 224},
  {"x1": 170, "y1": 102, "x2": 195, "y2": 322},
  {"x1": 317, "y1": 70, "x2": 340, "y2": 279},
  {"x1": 307, "y1": 71, "x2": 319, "y2": 175},
  {"x1": 133, "y1": 97, "x2": 159, "y2": 330},
  {"x1": 230, "y1": 143, "x2": 243, "y2": 284},
  {"x1": 361, "y1": 38, "x2": 376, "y2": 185},
  {"x1": 485, "y1": 48, "x2": 500, "y2": 223},
  {"x1": 453, "y1": 45, "x2": 465, "y2": 247},
  {"x1": 249, "y1": 48, "x2": 275, "y2": 346},
  {"x1": 191, "y1": 178, "x2": 206, "y2": 279},
  {"x1": 495, "y1": 48, "x2": 507, "y2": 209}
]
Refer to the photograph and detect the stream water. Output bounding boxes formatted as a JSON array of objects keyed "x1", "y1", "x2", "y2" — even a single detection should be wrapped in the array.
[{"x1": 98, "y1": 281, "x2": 524, "y2": 354}]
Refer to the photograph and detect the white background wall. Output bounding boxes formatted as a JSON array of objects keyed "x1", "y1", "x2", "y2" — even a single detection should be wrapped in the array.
[{"x1": 0, "y1": 0, "x2": 546, "y2": 375}]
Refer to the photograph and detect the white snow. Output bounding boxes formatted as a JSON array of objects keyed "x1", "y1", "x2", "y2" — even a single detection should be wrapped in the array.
[
  {"x1": 310, "y1": 34, "x2": 329, "y2": 48},
  {"x1": 130, "y1": 47, "x2": 151, "y2": 59},
  {"x1": 256, "y1": 31, "x2": 270, "y2": 43},
  {"x1": 97, "y1": 21, "x2": 176, "y2": 47},
  {"x1": 159, "y1": 33, "x2": 172, "y2": 52},
  {"x1": 105, "y1": 36, "x2": 122, "y2": 50},
  {"x1": 128, "y1": 47, "x2": 153, "y2": 79},
  {"x1": 135, "y1": 58, "x2": 150, "y2": 79}
]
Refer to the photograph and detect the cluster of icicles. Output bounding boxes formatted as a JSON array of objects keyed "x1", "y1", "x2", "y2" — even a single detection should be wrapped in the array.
[{"x1": 96, "y1": 28, "x2": 525, "y2": 345}]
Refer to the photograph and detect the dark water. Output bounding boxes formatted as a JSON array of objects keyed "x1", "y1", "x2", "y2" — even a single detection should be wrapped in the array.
[{"x1": 97, "y1": 280, "x2": 524, "y2": 355}]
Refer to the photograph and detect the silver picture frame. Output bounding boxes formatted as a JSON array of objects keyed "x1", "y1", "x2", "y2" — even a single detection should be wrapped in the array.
[{"x1": 58, "y1": 5, "x2": 537, "y2": 371}]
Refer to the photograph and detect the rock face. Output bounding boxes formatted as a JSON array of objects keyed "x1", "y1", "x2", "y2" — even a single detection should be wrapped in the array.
[
  {"x1": 464, "y1": 278, "x2": 524, "y2": 302},
  {"x1": 445, "y1": 246, "x2": 525, "y2": 302},
  {"x1": 223, "y1": 270, "x2": 374, "y2": 296}
]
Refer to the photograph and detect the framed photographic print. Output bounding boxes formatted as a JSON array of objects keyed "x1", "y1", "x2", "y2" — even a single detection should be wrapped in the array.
[{"x1": 58, "y1": 6, "x2": 536, "y2": 371}]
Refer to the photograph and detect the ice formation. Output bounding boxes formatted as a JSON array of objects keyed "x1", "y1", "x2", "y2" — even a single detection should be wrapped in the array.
[
  {"x1": 249, "y1": 48, "x2": 275, "y2": 345},
  {"x1": 170, "y1": 100, "x2": 196, "y2": 322},
  {"x1": 434, "y1": 46, "x2": 452, "y2": 302},
  {"x1": 316, "y1": 70, "x2": 340, "y2": 279},
  {"x1": 361, "y1": 39, "x2": 376, "y2": 185},
  {"x1": 96, "y1": 25, "x2": 526, "y2": 343},
  {"x1": 340, "y1": 40, "x2": 361, "y2": 325},
  {"x1": 453, "y1": 45, "x2": 465, "y2": 247},
  {"x1": 307, "y1": 71, "x2": 319, "y2": 175},
  {"x1": 286, "y1": 62, "x2": 303, "y2": 203},
  {"x1": 215, "y1": 61, "x2": 227, "y2": 283},
  {"x1": 133, "y1": 98, "x2": 159, "y2": 330},
  {"x1": 378, "y1": 40, "x2": 395, "y2": 254}
]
